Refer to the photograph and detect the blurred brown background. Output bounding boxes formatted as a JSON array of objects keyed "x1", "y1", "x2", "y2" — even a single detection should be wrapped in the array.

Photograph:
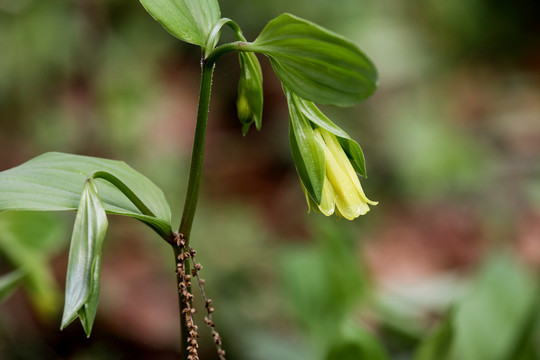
[{"x1": 1, "y1": 0, "x2": 540, "y2": 359}]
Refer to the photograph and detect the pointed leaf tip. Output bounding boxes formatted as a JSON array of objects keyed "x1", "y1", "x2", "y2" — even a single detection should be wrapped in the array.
[{"x1": 61, "y1": 179, "x2": 107, "y2": 336}]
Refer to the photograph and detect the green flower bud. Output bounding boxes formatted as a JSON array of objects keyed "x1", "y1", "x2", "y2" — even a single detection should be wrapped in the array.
[{"x1": 237, "y1": 52, "x2": 263, "y2": 135}]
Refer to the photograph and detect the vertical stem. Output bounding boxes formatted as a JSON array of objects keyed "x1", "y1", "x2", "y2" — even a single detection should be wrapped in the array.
[
  {"x1": 174, "y1": 60, "x2": 215, "y2": 359},
  {"x1": 179, "y1": 61, "x2": 215, "y2": 241}
]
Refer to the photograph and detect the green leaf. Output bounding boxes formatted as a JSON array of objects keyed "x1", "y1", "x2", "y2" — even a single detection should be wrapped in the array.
[
  {"x1": 0, "y1": 152, "x2": 172, "y2": 239},
  {"x1": 281, "y1": 221, "x2": 369, "y2": 343},
  {"x1": 325, "y1": 327, "x2": 389, "y2": 360},
  {"x1": 415, "y1": 254, "x2": 538, "y2": 360},
  {"x1": 139, "y1": 0, "x2": 220, "y2": 49},
  {"x1": 0, "y1": 212, "x2": 66, "y2": 315},
  {"x1": 60, "y1": 179, "x2": 107, "y2": 336},
  {"x1": 287, "y1": 90, "x2": 325, "y2": 204},
  {"x1": 246, "y1": 13, "x2": 378, "y2": 106},
  {"x1": 237, "y1": 52, "x2": 263, "y2": 135},
  {"x1": 0, "y1": 153, "x2": 173, "y2": 335},
  {"x1": 286, "y1": 90, "x2": 366, "y2": 177},
  {"x1": 451, "y1": 255, "x2": 537, "y2": 360},
  {"x1": 204, "y1": 17, "x2": 241, "y2": 55},
  {"x1": 415, "y1": 313, "x2": 454, "y2": 360},
  {"x1": 0, "y1": 270, "x2": 26, "y2": 303},
  {"x1": 506, "y1": 295, "x2": 540, "y2": 360}
]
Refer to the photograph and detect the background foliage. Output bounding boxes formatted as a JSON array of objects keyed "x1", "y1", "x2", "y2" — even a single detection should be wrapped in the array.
[{"x1": 1, "y1": 0, "x2": 540, "y2": 359}]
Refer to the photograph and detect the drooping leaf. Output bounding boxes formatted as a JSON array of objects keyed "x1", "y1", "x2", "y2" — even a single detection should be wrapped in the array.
[
  {"x1": 204, "y1": 17, "x2": 239, "y2": 56},
  {"x1": 237, "y1": 51, "x2": 263, "y2": 135},
  {"x1": 0, "y1": 270, "x2": 26, "y2": 303},
  {"x1": 61, "y1": 179, "x2": 107, "y2": 336},
  {"x1": 286, "y1": 89, "x2": 366, "y2": 177},
  {"x1": 246, "y1": 13, "x2": 378, "y2": 106},
  {"x1": 0, "y1": 153, "x2": 174, "y2": 335},
  {"x1": 0, "y1": 152, "x2": 172, "y2": 239},
  {"x1": 139, "y1": 0, "x2": 220, "y2": 49},
  {"x1": 287, "y1": 91, "x2": 325, "y2": 204}
]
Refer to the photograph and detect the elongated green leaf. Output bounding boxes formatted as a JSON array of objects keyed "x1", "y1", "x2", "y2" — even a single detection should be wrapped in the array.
[
  {"x1": 286, "y1": 90, "x2": 366, "y2": 177},
  {"x1": 246, "y1": 13, "x2": 378, "y2": 106},
  {"x1": 0, "y1": 270, "x2": 25, "y2": 303},
  {"x1": 0, "y1": 152, "x2": 172, "y2": 238},
  {"x1": 140, "y1": 0, "x2": 220, "y2": 49},
  {"x1": 287, "y1": 90, "x2": 325, "y2": 204},
  {"x1": 237, "y1": 52, "x2": 263, "y2": 135},
  {"x1": 61, "y1": 179, "x2": 107, "y2": 336}
]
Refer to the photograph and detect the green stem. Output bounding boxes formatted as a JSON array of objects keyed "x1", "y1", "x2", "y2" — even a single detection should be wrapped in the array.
[
  {"x1": 177, "y1": 42, "x2": 240, "y2": 242},
  {"x1": 178, "y1": 61, "x2": 214, "y2": 240},
  {"x1": 174, "y1": 59, "x2": 214, "y2": 359},
  {"x1": 205, "y1": 42, "x2": 242, "y2": 65},
  {"x1": 173, "y1": 34, "x2": 240, "y2": 358},
  {"x1": 204, "y1": 18, "x2": 245, "y2": 57}
]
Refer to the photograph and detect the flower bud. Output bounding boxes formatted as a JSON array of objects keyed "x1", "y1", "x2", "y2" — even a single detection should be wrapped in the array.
[
  {"x1": 308, "y1": 128, "x2": 377, "y2": 219},
  {"x1": 286, "y1": 88, "x2": 377, "y2": 220},
  {"x1": 237, "y1": 52, "x2": 263, "y2": 135}
]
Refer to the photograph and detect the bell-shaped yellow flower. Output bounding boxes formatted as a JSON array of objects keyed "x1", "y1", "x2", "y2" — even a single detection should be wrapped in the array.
[{"x1": 304, "y1": 128, "x2": 377, "y2": 220}]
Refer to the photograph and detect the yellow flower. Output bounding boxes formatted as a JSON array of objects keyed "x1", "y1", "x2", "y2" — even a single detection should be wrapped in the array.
[{"x1": 304, "y1": 128, "x2": 377, "y2": 220}]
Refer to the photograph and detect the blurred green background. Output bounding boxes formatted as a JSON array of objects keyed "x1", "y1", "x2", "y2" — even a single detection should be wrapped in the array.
[{"x1": 1, "y1": 0, "x2": 540, "y2": 359}]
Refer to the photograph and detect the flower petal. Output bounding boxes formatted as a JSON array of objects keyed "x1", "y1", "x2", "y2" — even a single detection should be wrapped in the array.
[
  {"x1": 319, "y1": 176, "x2": 336, "y2": 216},
  {"x1": 316, "y1": 128, "x2": 374, "y2": 219}
]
